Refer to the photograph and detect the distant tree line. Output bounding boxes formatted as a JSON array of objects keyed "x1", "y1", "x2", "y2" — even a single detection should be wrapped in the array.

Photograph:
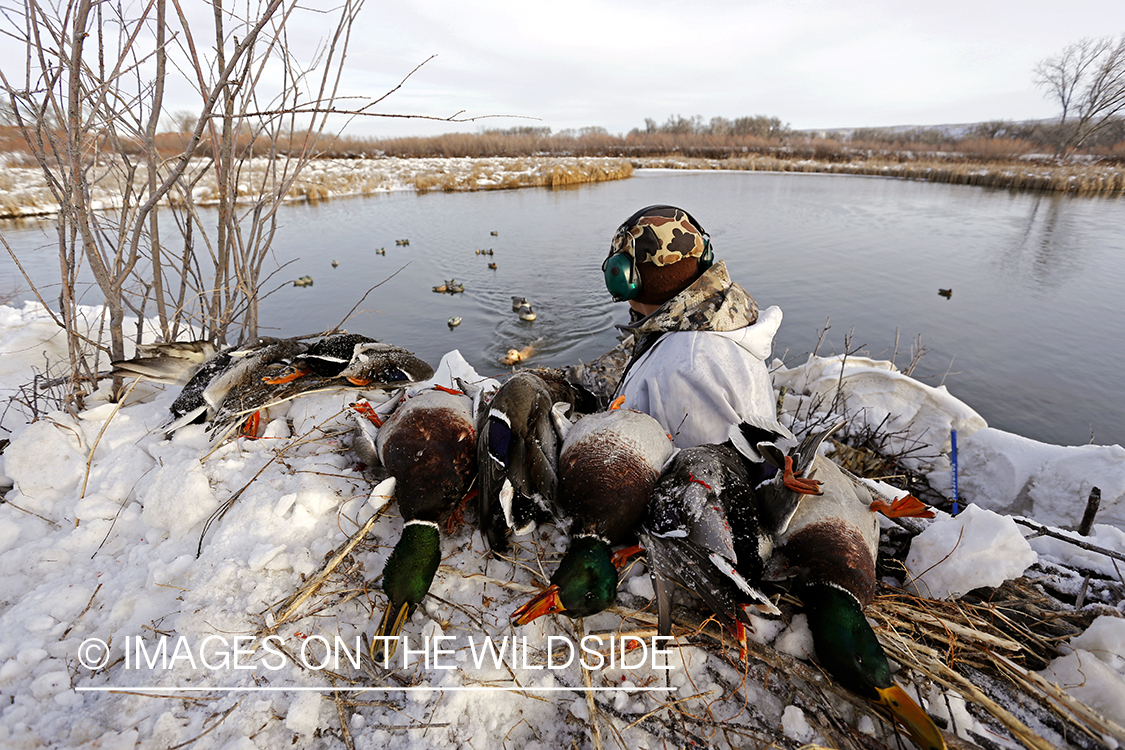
[
  {"x1": 631, "y1": 114, "x2": 791, "y2": 139},
  {"x1": 323, "y1": 114, "x2": 1123, "y2": 162}
]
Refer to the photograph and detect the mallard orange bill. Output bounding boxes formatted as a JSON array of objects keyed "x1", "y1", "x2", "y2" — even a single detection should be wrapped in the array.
[
  {"x1": 369, "y1": 600, "x2": 411, "y2": 663},
  {"x1": 876, "y1": 684, "x2": 947, "y2": 750},
  {"x1": 510, "y1": 584, "x2": 565, "y2": 625}
]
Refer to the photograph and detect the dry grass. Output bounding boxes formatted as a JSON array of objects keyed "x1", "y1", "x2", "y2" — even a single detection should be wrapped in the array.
[
  {"x1": 0, "y1": 155, "x2": 635, "y2": 218},
  {"x1": 630, "y1": 154, "x2": 1125, "y2": 195},
  {"x1": 409, "y1": 157, "x2": 634, "y2": 194}
]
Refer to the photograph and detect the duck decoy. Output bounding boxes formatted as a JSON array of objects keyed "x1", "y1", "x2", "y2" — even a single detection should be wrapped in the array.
[
  {"x1": 517, "y1": 303, "x2": 536, "y2": 322},
  {"x1": 370, "y1": 386, "x2": 477, "y2": 661},
  {"x1": 511, "y1": 296, "x2": 528, "y2": 312},
  {"x1": 758, "y1": 424, "x2": 947, "y2": 750},
  {"x1": 375, "y1": 248, "x2": 386, "y2": 255},
  {"x1": 448, "y1": 316, "x2": 462, "y2": 328},
  {"x1": 477, "y1": 369, "x2": 599, "y2": 552},
  {"x1": 446, "y1": 279, "x2": 465, "y2": 294},
  {"x1": 293, "y1": 275, "x2": 314, "y2": 287},
  {"x1": 111, "y1": 340, "x2": 218, "y2": 385},
  {"x1": 485, "y1": 248, "x2": 494, "y2": 255},
  {"x1": 938, "y1": 288, "x2": 952, "y2": 299},
  {"x1": 511, "y1": 407, "x2": 674, "y2": 624},
  {"x1": 432, "y1": 283, "x2": 448, "y2": 294},
  {"x1": 331, "y1": 260, "x2": 339, "y2": 268},
  {"x1": 487, "y1": 262, "x2": 498, "y2": 270},
  {"x1": 490, "y1": 230, "x2": 498, "y2": 236}
]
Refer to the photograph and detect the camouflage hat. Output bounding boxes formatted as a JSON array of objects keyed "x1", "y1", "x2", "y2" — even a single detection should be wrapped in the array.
[{"x1": 610, "y1": 206, "x2": 711, "y2": 305}]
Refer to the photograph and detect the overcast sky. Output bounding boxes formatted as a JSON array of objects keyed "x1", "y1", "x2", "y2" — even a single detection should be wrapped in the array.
[{"x1": 315, "y1": 0, "x2": 1125, "y2": 138}]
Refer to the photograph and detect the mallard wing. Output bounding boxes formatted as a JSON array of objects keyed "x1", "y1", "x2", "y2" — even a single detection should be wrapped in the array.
[{"x1": 477, "y1": 372, "x2": 566, "y2": 551}]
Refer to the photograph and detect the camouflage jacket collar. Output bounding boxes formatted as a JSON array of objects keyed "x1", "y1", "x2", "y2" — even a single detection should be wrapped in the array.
[{"x1": 620, "y1": 260, "x2": 759, "y2": 339}]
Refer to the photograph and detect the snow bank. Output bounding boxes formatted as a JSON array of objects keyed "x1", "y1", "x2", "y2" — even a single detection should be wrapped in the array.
[
  {"x1": 774, "y1": 353, "x2": 1125, "y2": 530},
  {"x1": 957, "y1": 427, "x2": 1125, "y2": 528}
]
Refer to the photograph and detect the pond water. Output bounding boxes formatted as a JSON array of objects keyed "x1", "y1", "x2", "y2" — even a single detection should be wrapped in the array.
[{"x1": 3, "y1": 170, "x2": 1123, "y2": 447}]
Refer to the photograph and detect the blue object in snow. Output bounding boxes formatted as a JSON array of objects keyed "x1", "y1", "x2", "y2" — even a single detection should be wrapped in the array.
[{"x1": 951, "y1": 428, "x2": 960, "y2": 515}]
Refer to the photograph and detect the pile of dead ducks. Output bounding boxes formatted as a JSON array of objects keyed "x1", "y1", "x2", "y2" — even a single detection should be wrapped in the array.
[{"x1": 111, "y1": 341, "x2": 948, "y2": 749}]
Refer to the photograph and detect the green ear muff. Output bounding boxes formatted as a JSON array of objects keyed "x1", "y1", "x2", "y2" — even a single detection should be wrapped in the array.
[
  {"x1": 602, "y1": 251, "x2": 640, "y2": 301},
  {"x1": 603, "y1": 205, "x2": 714, "y2": 302},
  {"x1": 698, "y1": 237, "x2": 714, "y2": 272}
]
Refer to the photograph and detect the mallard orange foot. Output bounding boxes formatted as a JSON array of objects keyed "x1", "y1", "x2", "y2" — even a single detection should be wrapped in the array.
[
  {"x1": 444, "y1": 488, "x2": 478, "y2": 536},
  {"x1": 261, "y1": 364, "x2": 311, "y2": 385},
  {"x1": 870, "y1": 494, "x2": 936, "y2": 519},
  {"x1": 240, "y1": 411, "x2": 262, "y2": 438},
  {"x1": 783, "y1": 455, "x2": 823, "y2": 495},
  {"x1": 610, "y1": 543, "x2": 644, "y2": 570},
  {"x1": 350, "y1": 400, "x2": 383, "y2": 427}
]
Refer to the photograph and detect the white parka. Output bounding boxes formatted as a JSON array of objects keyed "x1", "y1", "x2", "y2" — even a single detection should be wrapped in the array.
[{"x1": 618, "y1": 305, "x2": 782, "y2": 448}]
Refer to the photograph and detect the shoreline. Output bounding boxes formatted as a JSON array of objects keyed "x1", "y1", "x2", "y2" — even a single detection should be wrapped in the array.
[{"x1": 2, "y1": 152, "x2": 1121, "y2": 221}]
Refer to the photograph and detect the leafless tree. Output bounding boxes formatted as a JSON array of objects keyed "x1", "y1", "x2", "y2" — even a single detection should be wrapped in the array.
[
  {"x1": 1033, "y1": 34, "x2": 1125, "y2": 156},
  {"x1": 0, "y1": 0, "x2": 482, "y2": 410}
]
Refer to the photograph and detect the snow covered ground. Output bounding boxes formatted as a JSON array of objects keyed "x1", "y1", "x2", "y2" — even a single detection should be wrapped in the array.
[
  {"x1": 0, "y1": 155, "x2": 633, "y2": 219},
  {"x1": 0, "y1": 300, "x2": 1123, "y2": 749}
]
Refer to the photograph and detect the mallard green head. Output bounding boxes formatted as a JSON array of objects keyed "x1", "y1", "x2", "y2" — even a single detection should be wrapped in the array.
[
  {"x1": 511, "y1": 535, "x2": 618, "y2": 624},
  {"x1": 370, "y1": 520, "x2": 441, "y2": 661},
  {"x1": 804, "y1": 583, "x2": 947, "y2": 750},
  {"x1": 804, "y1": 583, "x2": 891, "y2": 696}
]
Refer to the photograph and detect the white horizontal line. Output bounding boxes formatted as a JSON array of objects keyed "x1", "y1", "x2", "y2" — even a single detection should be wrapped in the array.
[{"x1": 76, "y1": 686, "x2": 676, "y2": 693}]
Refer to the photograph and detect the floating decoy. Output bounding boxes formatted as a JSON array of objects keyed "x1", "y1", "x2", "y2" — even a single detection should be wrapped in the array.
[
  {"x1": 448, "y1": 316, "x2": 462, "y2": 328},
  {"x1": 375, "y1": 248, "x2": 386, "y2": 255},
  {"x1": 370, "y1": 386, "x2": 477, "y2": 661},
  {"x1": 511, "y1": 407, "x2": 674, "y2": 624},
  {"x1": 758, "y1": 425, "x2": 947, "y2": 750},
  {"x1": 477, "y1": 369, "x2": 599, "y2": 552},
  {"x1": 487, "y1": 262, "x2": 497, "y2": 270},
  {"x1": 111, "y1": 340, "x2": 218, "y2": 385},
  {"x1": 293, "y1": 275, "x2": 314, "y2": 288},
  {"x1": 446, "y1": 279, "x2": 465, "y2": 294},
  {"x1": 938, "y1": 288, "x2": 952, "y2": 299},
  {"x1": 432, "y1": 283, "x2": 448, "y2": 294},
  {"x1": 511, "y1": 296, "x2": 528, "y2": 312},
  {"x1": 395, "y1": 239, "x2": 410, "y2": 246},
  {"x1": 485, "y1": 248, "x2": 494, "y2": 255},
  {"x1": 490, "y1": 230, "x2": 498, "y2": 236},
  {"x1": 331, "y1": 260, "x2": 339, "y2": 268},
  {"x1": 518, "y1": 303, "x2": 536, "y2": 322}
]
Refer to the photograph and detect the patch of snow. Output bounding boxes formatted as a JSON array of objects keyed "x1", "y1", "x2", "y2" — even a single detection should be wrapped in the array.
[{"x1": 905, "y1": 504, "x2": 1037, "y2": 600}]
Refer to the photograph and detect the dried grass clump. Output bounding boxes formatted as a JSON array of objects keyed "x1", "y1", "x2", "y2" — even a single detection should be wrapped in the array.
[{"x1": 629, "y1": 155, "x2": 1125, "y2": 195}]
